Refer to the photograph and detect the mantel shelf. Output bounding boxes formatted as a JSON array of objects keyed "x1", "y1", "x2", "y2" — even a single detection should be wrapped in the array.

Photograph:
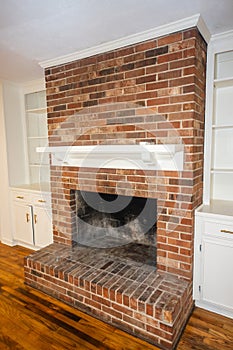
[{"x1": 37, "y1": 144, "x2": 184, "y2": 171}]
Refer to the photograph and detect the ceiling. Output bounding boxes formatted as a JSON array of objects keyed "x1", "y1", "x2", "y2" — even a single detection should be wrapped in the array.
[{"x1": 0, "y1": 0, "x2": 233, "y2": 83}]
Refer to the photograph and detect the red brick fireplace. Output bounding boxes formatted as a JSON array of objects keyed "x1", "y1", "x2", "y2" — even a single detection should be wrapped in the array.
[{"x1": 24, "y1": 27, "x2": 206, "y2": 349}]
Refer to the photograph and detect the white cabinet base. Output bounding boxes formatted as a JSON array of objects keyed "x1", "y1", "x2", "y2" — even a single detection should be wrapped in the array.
[
  {"x1": 194, "y1": 202, "x2": 233, "y2": 320},
  {"x1": 10, "y1": 186, "x2": 52, "y2": 250}
]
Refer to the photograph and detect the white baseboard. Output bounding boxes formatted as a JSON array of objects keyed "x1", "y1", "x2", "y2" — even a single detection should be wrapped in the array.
[
  {"x1": 0, "y1": 238, "x2": 16, "y2": 247},
  {"x1": 195, "y1": 300, "x2": 233, "y2": 319}
]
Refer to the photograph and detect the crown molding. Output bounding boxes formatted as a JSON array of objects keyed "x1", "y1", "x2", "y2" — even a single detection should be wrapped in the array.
[
  {"x1": 211, "y1": 28, "x2": 233, "y2": 42},
  {"x1": 210, "y1": 29, "x2": 233, "y2": 51},
  {"x1": 196, "y1": 15, "x2": 211, "y2": 43},
  {"x1": 40, "y1": 14, "x2": 210, "y2": 69}
]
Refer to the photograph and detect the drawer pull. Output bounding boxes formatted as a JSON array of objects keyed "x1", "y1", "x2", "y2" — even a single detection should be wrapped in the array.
[
  {"x1": 26, "y1": 213, "x2": 30, "y2": 223},
  {"x1": 38, "y1": 199, "x2": 46, "y2": 203},
  {"x1": 220, "y1": 229, "x2": 233, "y2": 234},
  {"x1": 16, "y1": 196, "x2": 24, "y2": 199}
]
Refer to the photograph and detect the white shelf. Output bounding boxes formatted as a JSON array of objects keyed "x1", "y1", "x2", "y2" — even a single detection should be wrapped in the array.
[
  {"x1": 211, "y1": 169, "x2": 233, "y2": 174},
  {"x1": 212, "y1": 124, "x2": 233, "y2": 129},
  {"x1": 29, "y1": 164, "x2": 49, "y2": 167},
  {"x1": 197, "y1": 199, "x2": 233, "y2": 218},
  {"x1": 214, "y1": 77, "x2": 233, "y2": 87},
  {"x1": 26, "y1": 108, "x2": 46, "y2": 114},
  {"x1": 27, "y1": 136, "x2": 48, "y2": 140},
  {"x1": 37, "y1": 144, "x2": 184, "y2": 171}
]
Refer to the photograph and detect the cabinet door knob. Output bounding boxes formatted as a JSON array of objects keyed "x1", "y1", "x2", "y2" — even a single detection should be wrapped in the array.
[
  {"x1": 17, "y1": 196, "x2": 24, "y2": 199},
  {"x1": 220, "y1": 229, "x2": 233, "y2": 234},
  {"x1": 34, "y1": 214, "x2": 37, "y2": 224},
  {"x1": 26, "y1": 213, "x2": 30, "y2": 222}
]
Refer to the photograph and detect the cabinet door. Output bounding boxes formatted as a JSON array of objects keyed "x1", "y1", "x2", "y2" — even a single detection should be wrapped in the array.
[
  {"x1": 202, "y1": 238, "x2": 233, "y2": 311},
  {"x1": 33, "y1": 206, "x2": 52, "y2": 248},
  {"x1": 12, "y1": 202, "x2": 33, "y2": 245}
]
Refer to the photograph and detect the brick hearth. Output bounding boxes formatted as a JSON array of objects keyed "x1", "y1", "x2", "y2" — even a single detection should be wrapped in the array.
[
  {"x1": 24, "y1": 27, "x2": 207, "y2": 349},
  {"x1": 25, "y1": 243, "x2": 191, "y2": 349}
]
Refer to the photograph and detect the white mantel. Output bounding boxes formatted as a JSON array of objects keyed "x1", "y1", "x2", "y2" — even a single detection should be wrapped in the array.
[{"x1": 37, "y1": 143, "x2": 184, "y2": 171}]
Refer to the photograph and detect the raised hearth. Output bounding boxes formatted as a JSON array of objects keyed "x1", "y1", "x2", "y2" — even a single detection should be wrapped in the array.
[{"x1": 25, "y1": 243, "x2": 191, "y2": 350}]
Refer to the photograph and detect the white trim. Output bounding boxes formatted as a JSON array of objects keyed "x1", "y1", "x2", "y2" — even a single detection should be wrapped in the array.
[
  {"x1": 195, "y1": 301, "x2": 233, "y2": 320},
  {"x1": 211, "y1": 29, "x2": 233, "y2": 44},
  {"x1": 40, "y1": 14, "x2": 210, "y2": 69},
  {"x1": 210, "y1": 30, "x2": 233, "y2": 54},
  {"x1": 22, "y1": 79, "x2": 45, "y2": 94},
  {"x1": 202, "y1": 43, "x2": 215, "y2": 205},
  {"x1": 196, "y1": 15, "x2": 211, "y2": 43},
  {"x1": 0, "y1": 238, "x2": 16, "y2": 247},
  {"x1": 37, "y1": 144, "x2": 184, "y2": 171}
]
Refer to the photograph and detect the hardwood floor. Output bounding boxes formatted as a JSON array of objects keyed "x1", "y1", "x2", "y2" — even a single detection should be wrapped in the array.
[{"x1": 0, "y1": 243, "x2": 232, "y2": 350}]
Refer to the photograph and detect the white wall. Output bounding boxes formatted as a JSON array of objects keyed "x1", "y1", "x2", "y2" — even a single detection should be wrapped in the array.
[{"x1": 0, "y1": 82, "x2": 14, "y2": 244}]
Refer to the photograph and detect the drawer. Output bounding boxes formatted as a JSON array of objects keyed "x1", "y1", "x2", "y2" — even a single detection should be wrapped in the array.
[
  {"x1": 204, "y1": 220, "x2": 233, "y2": 240},
  {"x1": 32, "y1": 193, "x2": 51, "y2": 207},
  {"x1": 11, "y1": 191, "x2": 31, "y2": 203}
]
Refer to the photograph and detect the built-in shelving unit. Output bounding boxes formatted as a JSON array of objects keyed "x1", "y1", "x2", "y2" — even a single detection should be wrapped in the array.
[
  {"x1": 8, "y1": 81, "x2": 52, "y2": 249},
  {"x1": 0, "y1": 79, "x2": 52, "y2": 247},
  {"x1": 25, "y1": 90, "x2": 50, "y2": 184},
  {"x1": 194, "y1": 32, "x2": 233, "y2": 319},
  {"x1": 211, "y1": 50, "x2": 233, "y2": 202}
]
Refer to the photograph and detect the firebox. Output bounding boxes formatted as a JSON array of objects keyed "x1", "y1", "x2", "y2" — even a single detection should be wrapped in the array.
[{"x1": 75, "y1": 190, "x2": 157, "y2": 266}]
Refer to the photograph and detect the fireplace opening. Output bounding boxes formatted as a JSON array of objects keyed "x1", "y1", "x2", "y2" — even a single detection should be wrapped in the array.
[{"x1": 75, "y1": 190, "x2": 157, "y2": 267}]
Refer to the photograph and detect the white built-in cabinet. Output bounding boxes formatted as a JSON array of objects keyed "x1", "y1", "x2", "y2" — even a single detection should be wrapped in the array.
[
  {"x1": 194, "y1": 32, "x2": 233, "y2": 319},
  {"x1": 194, "y1": 204, "x2": 233, "y2": 319},
  {"x1": 10, "y1": 81, "x2": 52, "y2": 249},
  {"x1": 0, "y1": 79, "x2": 52, "y2": 249},
  {"x1": 11, "y1": 186, "x2": 52, "y2": 249}
]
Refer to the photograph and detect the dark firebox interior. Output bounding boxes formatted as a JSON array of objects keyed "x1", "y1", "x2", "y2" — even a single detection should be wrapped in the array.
[{"x1": 75, "y1": 190, "x2": 157, "y2": 267}]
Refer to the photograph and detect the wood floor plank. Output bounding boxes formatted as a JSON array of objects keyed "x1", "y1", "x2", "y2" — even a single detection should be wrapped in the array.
[
  {"x1": 0, "y1": 293, "x2": 99, "y2": 350},
  {"x1": 0, "y1": 242, "x2": 233, "y2": 350},
  {"x1": 0, "y1": 289, "x2": 108, "y2": 350}
]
